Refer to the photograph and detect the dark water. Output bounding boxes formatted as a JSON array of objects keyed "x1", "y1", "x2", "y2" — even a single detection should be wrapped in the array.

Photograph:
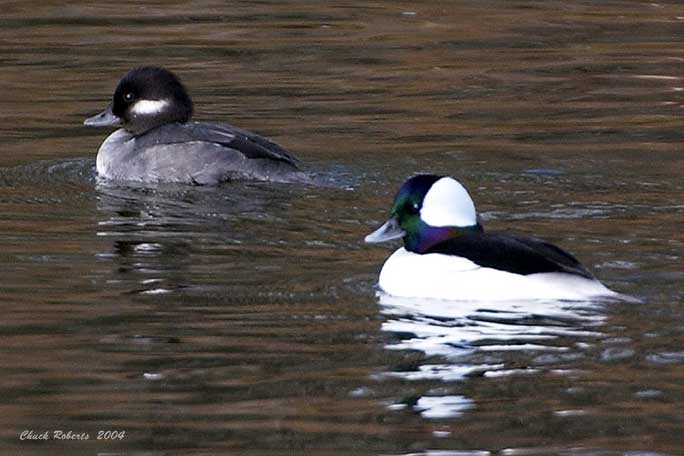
[{"x1": 1, "y1": 1, "x2": 684, "y2": 455}]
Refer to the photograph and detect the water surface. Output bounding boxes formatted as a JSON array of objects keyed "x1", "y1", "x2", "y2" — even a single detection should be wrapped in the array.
[{"x1": 1, "y1": 1, "x2": 684, "y2": 455}]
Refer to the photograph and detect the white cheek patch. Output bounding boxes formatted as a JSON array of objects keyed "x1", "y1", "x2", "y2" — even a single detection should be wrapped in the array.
[
  {"x1": 131, "y1": 99, "x2": 169, "y2": 116},
  {"x1": 420, "y1": 177, "x2": 478, "y2": 227}
]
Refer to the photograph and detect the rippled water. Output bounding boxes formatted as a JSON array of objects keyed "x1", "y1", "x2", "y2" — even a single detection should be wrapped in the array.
[{"x1": 1, "y1": 1, "x2": 684, "y2": 455}]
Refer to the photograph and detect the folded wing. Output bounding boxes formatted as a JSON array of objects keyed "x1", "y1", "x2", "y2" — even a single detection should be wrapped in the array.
[
  {"x1": 132, "y1": 121, "x2": 299, "y2": 167},
  {"x1": 425, "y1": 232, "x2": 595, "y2": 279}
]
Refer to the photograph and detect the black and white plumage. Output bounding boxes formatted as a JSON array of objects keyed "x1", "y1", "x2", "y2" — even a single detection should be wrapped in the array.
[
  {"x1": 423, "y1": 232, "x2": 594, "y2": 279},
  {"x1": 84, "y1": 66, "x2": 307, "y2": 185},
  {"x1": 365, "y1": 174, "x2": 617, "y2": 301}
]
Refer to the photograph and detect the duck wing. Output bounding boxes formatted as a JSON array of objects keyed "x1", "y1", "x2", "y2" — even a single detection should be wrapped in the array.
[
  {"x1": 425, "y1": 232, "x2": 595, "y2": 279},
  {"x1": 132, "y1": 121, "x2": 300, "y2": 167}
]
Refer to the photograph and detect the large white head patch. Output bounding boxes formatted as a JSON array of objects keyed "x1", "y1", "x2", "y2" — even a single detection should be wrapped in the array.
[{"x1": 420, "y1": 177, "x2": 477, "y2": 227}]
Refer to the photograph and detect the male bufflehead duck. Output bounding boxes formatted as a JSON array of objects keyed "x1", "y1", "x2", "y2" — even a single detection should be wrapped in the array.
[
  {"x1": 365, "y1": 175, "x2": 617, "y2": 301},
  {"x1": 84, "y1": 66, "x2": 306, "y2": 185}
]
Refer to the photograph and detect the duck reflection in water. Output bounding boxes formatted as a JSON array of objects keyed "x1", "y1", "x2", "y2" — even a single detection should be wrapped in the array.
[
  {"x1": 378, "y1": 293, "x2": 607, "y2": 419},
  {"x1": 94, "y1": 180, "x2": 304, "y2": 295}
]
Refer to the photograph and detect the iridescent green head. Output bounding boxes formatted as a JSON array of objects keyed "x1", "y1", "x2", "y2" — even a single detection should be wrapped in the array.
[{"x1": 365, "y1": 174, "x2": 481, "y2": 252}]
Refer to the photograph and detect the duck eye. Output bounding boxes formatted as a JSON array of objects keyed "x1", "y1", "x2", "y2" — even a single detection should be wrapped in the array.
[
  {"x1": 407, "y1": 201, "x2": 420, "y2": 214},
  {"x1": 123, "y1": 92, "x2": 135, "y2": 102}
]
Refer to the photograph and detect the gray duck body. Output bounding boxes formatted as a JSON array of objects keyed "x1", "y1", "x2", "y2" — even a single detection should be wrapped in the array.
[{"x1": 95, "y1": 121, "x2": 306, "y2": 185}]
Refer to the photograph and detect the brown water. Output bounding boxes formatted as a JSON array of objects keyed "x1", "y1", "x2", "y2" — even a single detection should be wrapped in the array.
[{"x1": 1, "y1": 1, "x2": 684, "y2": 455}]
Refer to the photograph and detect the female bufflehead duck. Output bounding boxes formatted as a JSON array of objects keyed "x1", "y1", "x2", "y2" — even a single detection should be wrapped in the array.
[
  {"x1": 365, "y1": 175, "x2": 617, "y2": 301},
  {"x1": 84, "y1": 66, "x2": 306, "y2": 185}
]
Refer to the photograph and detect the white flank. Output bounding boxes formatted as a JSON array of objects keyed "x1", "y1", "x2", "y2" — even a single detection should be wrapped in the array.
[
  {"x1": 131, "y1": 99, "x2": 169, "y2": 115},
  {"x1": 420, "y1": 177, "x2": 477, "y2": 227},
  {"x1": 376, "y1": 248, "x2": 617, "y2": 301}
]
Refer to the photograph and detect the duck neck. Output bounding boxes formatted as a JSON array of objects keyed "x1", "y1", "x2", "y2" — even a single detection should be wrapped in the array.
[{"x1": 404, "y1": 222, "x2": 483, "y2": 254}]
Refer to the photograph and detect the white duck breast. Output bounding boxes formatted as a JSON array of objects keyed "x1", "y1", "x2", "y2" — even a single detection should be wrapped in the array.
[{"x1": 377, "y1": 248, "x2": 617, "y2": 301}]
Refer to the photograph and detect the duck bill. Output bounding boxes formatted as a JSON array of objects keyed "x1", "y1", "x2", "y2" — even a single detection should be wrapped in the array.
[
  {"x1": 84, "y1": 104, "x2": 122, "y2": 127},
  {"x1": 364, "y1": 217, "x2": 406, "y2": 243}
]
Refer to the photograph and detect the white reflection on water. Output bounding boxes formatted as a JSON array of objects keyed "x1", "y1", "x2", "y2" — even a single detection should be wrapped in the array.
[
  {"x1": 380, "y1": 294, "x2": 607, "y2": 418},
  {"x1": 381, "y1": 294, "x2": 605, "y2": 366},
  {"x1": 414, "y1": 395, "x2": 475, "y2": 419}
]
